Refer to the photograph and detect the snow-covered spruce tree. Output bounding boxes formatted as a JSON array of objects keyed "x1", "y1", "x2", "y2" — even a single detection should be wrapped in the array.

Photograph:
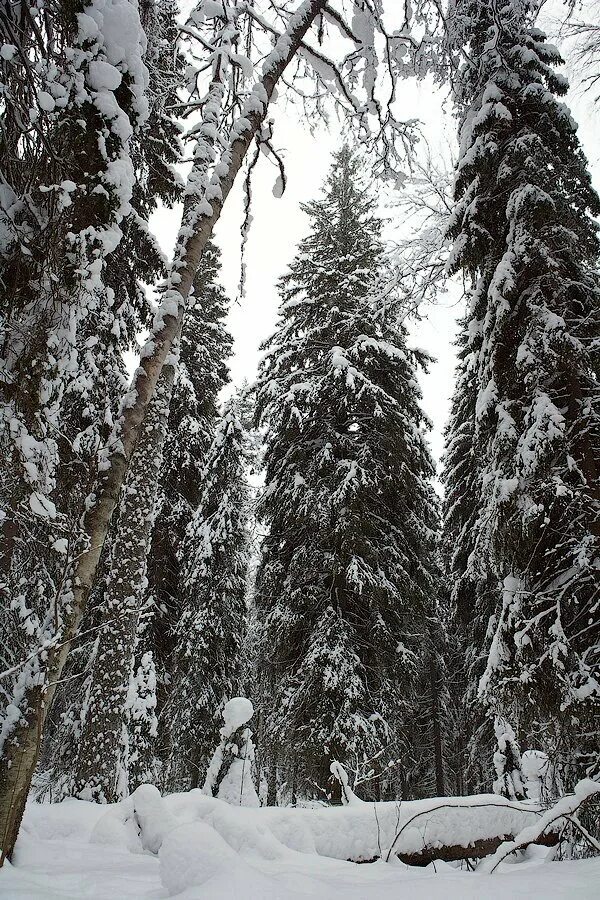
[
  {"x1": 35, "y1": 0, "x2": 183, "y2": 798},
  {"x1": 254, "y1": 146, "x2": 439, "y2": 802},
  {"x1": 0, "y1": 0, "x2": 155, "y2": 847},
  {"x1": 72, "y1": 365, "x2": 174, "y2": 802},
  {"x1": 444, "y1": 0, "x2": 600, "y2": 780},
  {"x1": 163, "y1": 394, "x2": 251, "y2": 791},
  {"x1": 441, "y1": 323, "x2": 497, "y2": 795},
  {"x1": 145, "y1": 242, "x2": 232, "y2": 751},
  {"x1": 402, "y1": 611, "x2": 448, "y2": 798}
]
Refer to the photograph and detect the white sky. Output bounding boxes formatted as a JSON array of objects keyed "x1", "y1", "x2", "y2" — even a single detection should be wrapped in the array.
[{"x1": 150, "y1": 4, "x2": 600, "y2": 472}]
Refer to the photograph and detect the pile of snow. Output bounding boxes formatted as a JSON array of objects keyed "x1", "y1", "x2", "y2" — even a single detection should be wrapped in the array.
[
  {"x1": 2, "y1": 788, "x2": 598, "y2": 899},
  {"x1": 222, "y1": 696, "x2": 253, "y2": 732},
  {"x1": 91, "y1": 783, "x2": 177, "y2": 853},
  {"x1": 86, "y1": 783, "x2": 546, "y2": 864},
  {"x1": 159, "y1": 822, "x2": 241, "y2": 894}
]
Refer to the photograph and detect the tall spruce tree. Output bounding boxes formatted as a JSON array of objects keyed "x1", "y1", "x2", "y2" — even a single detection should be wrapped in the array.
[
  {"x1": 34, "y1": 0, "x2": 183, "y2": 799},
  {"x1": 163, "y1": 395, "x2": 251, "y2": 791},
  {"x1": 441, "y1": 322, "x2": 496, "y2": 794},
  {"x1": 443, "y1": 0, "x2": 600, "y2": 782},
  {"x1": 0, "y1": 0, "x2": 160, "y2": 838},
  {"x1": 145, "y1": 240, "x2": 232, "y2": 770},
  {"x1": 254, "y1": 147, "x2": 440, "y2": 802}
]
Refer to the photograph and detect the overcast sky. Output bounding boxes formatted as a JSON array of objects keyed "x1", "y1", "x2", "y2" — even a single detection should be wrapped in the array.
[{"x1": 150, "y1": 3, "x2": 600, "y2": 472}]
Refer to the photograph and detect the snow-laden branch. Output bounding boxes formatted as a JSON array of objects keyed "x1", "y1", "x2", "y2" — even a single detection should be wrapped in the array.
[{"x1": 479, "y1": 778, "x2": 600, "y2": 872}]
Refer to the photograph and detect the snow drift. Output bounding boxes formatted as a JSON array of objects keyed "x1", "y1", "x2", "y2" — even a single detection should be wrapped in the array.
[{"x1": 9, "y1": 785, "x2": 598, "y2": 899}]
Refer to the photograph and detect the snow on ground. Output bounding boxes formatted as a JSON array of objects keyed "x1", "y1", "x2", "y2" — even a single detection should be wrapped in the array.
[{"x1": 0, "y1": 791, "x2": 598, "y2": 899}]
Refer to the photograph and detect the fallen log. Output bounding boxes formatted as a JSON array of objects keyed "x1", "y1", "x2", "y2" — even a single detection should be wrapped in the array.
[
  {"x1": 91, "y1": 788, "x2": 561, "y2": 869},
  {"x1": 479, "y1": 779, "x2": 600, "y2": 873},
  {"x1": 394, "y1": 829, "x2": 558, "y2": 867},
  {"x1": 379, "y1": 798, "x2": 560, "y2": 866}
]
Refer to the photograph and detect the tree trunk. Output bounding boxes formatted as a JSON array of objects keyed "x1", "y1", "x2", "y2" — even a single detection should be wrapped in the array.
[
  {"x1": 189, "y1": 747, "x2": 202, "y2": 791},
  {"x1": 0, "y1": 515, "x2": 18, "y2": 577},
  {"x1": 392, "y1": 830, "x2": 559, "y2": 867},
  {"x1": 429, "y1": 652, "x2": 445, "y2": 797},
  {"x1": 267, "y1": 748, "x2": 278, "y2": 807},
  {"x1": 0, "y1": 0, "x2": 326, "y2": 861},
  {"x1": 0, "y1": 677, "x2": 43, "y2": 866},
  {"x1": 72, "y1": 366, "x2": 173, "y2": 802}
]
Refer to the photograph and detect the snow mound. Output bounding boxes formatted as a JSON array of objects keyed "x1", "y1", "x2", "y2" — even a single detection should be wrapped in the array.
[
  {"x1": 201, "y1": 801, "x2": 287, "y2": 861},
  {"x1": 6, "y1": 795, "x2": 600, "y2": 900},
  {"x1": 133, "y1": 784, "x2": 177, "y2": 853},
  {"x1": 90, "y1": 783, "x2": 176, "y2": 854},
  {"x1": 159, "y1": 821, "x2": 239, "y2": 894},
  {"x1": 17, "y1": 797, "x2": 105, "y2": 842},
  {"x1": 90, "y1": 797, "x2": 145, "y2": 853}
]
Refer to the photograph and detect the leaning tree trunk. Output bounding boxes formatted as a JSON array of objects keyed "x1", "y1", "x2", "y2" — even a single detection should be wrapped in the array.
[
  {"x1": 72, "y1": 366, "x2": 173, "y2": 803},
  {"x1": 0, "y1": 0, "x2": 326, "y2": 861}
]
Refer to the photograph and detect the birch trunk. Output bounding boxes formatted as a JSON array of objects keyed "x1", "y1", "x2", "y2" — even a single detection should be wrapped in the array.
[{"x1": 0, "y1": 0, "x2": 326, "y2": 861}]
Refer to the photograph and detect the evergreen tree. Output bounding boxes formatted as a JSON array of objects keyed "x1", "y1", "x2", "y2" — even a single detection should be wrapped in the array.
[
  {"x1": 444, "y1": 0, "x2": 600, "y2": 782},
  {"x1": 158, "y1": 240, "x2": 232, "y2": 532},
  {"x1": 163, "y1": 395, "x2": 251, "y2": 791},
  {"x1": 254, "y1": 147, "x2": 440, "y2": 801},
  {"x1": 0, "y1": 0, "x2": 155, "y2": 840},
  {"x1": 146, "y1": 241, "x2": 233, "y2": 749},
  {"x1": 441, "y1": 324, "x2": 496, "y2": 794},
  {"x1": 33, "y1": 0, "x2": 183, "y2": 798}
]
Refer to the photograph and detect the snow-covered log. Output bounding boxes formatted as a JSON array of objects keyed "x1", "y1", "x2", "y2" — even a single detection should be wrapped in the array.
[
  {"x1": 91, "y1": 787, "x2": 558, "y2": 867},
  {"x1": 479, "y1": 779, "x2": 600, "y2": 873}
]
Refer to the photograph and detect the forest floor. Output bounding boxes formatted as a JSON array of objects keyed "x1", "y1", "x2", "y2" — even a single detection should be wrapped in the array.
[{"x1": 0, "y1": 794, "x2": 598, "y2": 899}]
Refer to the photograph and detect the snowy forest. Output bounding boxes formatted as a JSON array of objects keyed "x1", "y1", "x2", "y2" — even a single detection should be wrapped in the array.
[{"x1": 0, "y1": 0, "x2": 599, "y2": 897}]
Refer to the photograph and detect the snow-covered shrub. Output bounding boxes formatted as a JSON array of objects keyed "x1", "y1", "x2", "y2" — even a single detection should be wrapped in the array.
[
  {"x1": 203, "y1": 697, "x2": 259, "y2": 807},
  {"x1": 492, "y1": 717, "x2": 525, "y2": 801}
]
